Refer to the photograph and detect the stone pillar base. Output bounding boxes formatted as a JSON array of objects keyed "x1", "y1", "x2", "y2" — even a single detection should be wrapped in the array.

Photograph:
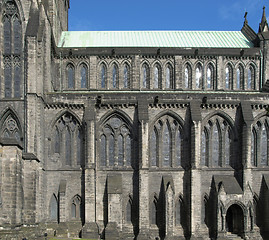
[
  {"x1": 104, "y1": 222, "x2": 119, "y2": 240},
  {"x1": 81, "y1": 222, "x2": 99, "y2": 239}
]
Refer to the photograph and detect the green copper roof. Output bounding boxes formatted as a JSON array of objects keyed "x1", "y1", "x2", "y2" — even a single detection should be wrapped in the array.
[{"x1": 58, "y1": 31, "x2": 253, "y2": 48}]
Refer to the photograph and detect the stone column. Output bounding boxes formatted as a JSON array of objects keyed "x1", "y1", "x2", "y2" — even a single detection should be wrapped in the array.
[
  {"x1": 82, "y1": 102, "x2": 99, "y2": 238},
  {"x1": 189, "y1": 102, "x2": 203, "y2": 239},
  {"x1": 137, "y1": 99, "x2": 150, "y2": 239}
]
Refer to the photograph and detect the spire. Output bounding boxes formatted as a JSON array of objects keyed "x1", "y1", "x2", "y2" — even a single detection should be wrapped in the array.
[
  {"x1": 244, "y1": 12, "x2": 248, "y2": 26},
  {"x1": 259, "y1": 6, "x2": 269, "y2": 33}
]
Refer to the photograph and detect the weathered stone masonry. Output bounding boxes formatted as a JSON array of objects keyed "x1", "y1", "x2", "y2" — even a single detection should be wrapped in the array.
[{"x1": 2, "y1": 0, "x2": 269, "y2": 239}]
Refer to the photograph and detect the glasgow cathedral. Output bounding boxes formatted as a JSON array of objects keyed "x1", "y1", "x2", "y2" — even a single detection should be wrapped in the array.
[{"x1": 1, "y1": 0, "x2": 269, "y2": 239}]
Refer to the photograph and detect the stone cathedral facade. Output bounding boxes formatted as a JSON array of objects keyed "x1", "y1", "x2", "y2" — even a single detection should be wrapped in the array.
[{"x1": 2, "y1": 0, "x2": 269, "y2": 239}]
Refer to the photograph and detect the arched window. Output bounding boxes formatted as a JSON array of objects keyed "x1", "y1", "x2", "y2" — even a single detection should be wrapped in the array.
[
  {"x1": 71, "y1": 195, "x2": 81, "y2": 220},
  {"x1": 51, "y1": 113, "x2": 82, "y2": 167},
  {"x1": 206, "y1": 64, "x2": 214, "y2": 89},
  {"x1": 100, "y1": 116, "x2": 132, "y2": 167},
  {"x1": 166, "y1": 64, "x2": 173, "y2": 89},
  {"x1": 2, "y1": 1, "x2": 23, "y2": 98},
  {"x1": 247, "y1": 65, "x2": 255, "y2": 90},
  {"x1": 0, "y1": 111, "x2": 22, "y2": 144},
  {"x1": 50, "y1": 194, "x2": 58, "y2": 221},
  {"x1": 150, "y1": 115, "x2": 183, "y2": 168},
  {"x1": 80, "y1": 64, "x2": 88, "y2": 88},
  {"x1": 236, "y1": 65, "x2": 244, "y2": 90},
  {"x1": 67, "y1": 64, "x2": 75, "y2": 89},
  {"x1": 202, "y1": 117, "x2": 233, "y2": 168},
  {"x1": 195, "y1": 64, "x2": 202, "y2": 89},
  {"x1": 123, "y1": 64, "x2": 130, "y2": 89},
  {"x1": 100, "y1": 63, "x2": 107, "y2": 89},
  {"x1": 184, "y1": 64, "x2": 192, "y2": 89},
  {"x1": 154, "y1": 64, "x2": 161, "y2": 89},
  {"x1": 112, "y1": 64, "x2": 118, "y2": 89},
  {"x1": 142, "y1": 63, "x2": 150, "y2": 89},
  {"x1": 225, "y1": 64, "x2": 233, "y2": 90}
]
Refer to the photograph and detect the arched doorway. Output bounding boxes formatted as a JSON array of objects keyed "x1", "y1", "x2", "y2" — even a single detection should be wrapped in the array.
[{"x1": 226, "y1": 204, "x2": 244, "y2": 236}]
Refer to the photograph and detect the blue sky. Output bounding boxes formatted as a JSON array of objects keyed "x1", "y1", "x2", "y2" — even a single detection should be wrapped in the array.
[{"x1": 69, "y1": 0, "x2": 268, "y2": 32}]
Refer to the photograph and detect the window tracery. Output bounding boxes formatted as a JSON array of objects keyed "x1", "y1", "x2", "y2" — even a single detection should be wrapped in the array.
[
  {"x1": 150, "y1": 115, "x2": 183, "y2": 168},
  {"x1": 100, "y1": 115, "x2": 132, "y2": 167},
  {"x1": 252, "y1": 118, "x2": 269, "y2": 167},
  {"x1": 206, "y1": 64, "x2": 214, "y2": 89},
  {"x1": 52, "y1": 113, "x2": 82, "y2": 167},
  {"x1": 2, "y1": 0, "x2": 22, "y2": 98},
  {"x1": 247, "y1": 65, "x2": 255, "y2": 90},
  {"x1": 0, "y1": 113, "x2": 22, "y2": 143},
  {"x1": 201, "y1": 116, "x2": 232, "y2": 167}
]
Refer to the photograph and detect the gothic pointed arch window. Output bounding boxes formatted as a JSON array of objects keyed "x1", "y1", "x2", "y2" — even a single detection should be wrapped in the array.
[
  {"x1": 100, "y1": 115, "x2": 132, "y2": 167},
  {"x1": 71, "y1": 195, "x2": 81, "y2": 220},
  {"x1": 247, "y1": 65, "x2": 255, "y2": 90},
  {"x1": 202, "y1": 116, "x2": 233, "y2": 168},
  {"x1": 253, "y1": 118, "x2": 269, "y2": 167},
  {"x1": 123, "y1": 63, "x2": 130, "y2": 89},
  {"x1": 206, "y1": 64, "x2": 214, "y2": 90},
  {"x1": 236, "y1": 64, "x2": 244, "y2": 90},
  {"x1": 67, "y1": 64, "x2": 75, "y2": 89},
  {"x1": 150, "y1": 115, "x2": 183, "y2": 168},
  {"x1": 100, "y1": 63, "x2": 107, "y2": 89},
  {"x1": 225, "y1": 64, "x2": 233, "y2": 90},
  {"x1": 142, "y1": 63, "x2": 150, "y2": 89},
  {"x1": 0, "y1": 110, "x2": 22, "y2": 144},
  {"x1": 80, "y1": 63, "x2": 88, "y2": 88},
  {"x1": 2, "y1": 0, "x2": 23, "y2": 98},
  {"x1": 154, "y1": 64, "x2": 161, "y2": 89},
  {"x1": 184, "y1": 63, "x2": 192, "y2": 89},
  {"x1": 195, "y1": 63, "x2": 202, "y2": 89},
  {"x1": 112, "y1": 63, "x2": 119, "y2": 89},
  {"x1": 51, "y1": 113, "x2": 83, "y2": 167},
  {"x1": 166, "y1": 64, "x2": 173, "y2": 89}
]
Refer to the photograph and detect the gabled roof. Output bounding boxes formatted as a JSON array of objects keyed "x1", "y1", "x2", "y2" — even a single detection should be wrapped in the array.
[
  {"x1": 214, "y1": 175, "x2": 243, "y2": 194},
  {"x1": 58, "y1": 31, "x2": 254, "y2": 49}
]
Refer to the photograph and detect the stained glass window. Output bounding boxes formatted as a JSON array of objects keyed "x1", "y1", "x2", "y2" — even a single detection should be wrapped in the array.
[
  {"x1": 206, "y1": 64, "x2": 213, "y2": 89},
  {"x1": 225, "y1": 65, "x2": 232, "y2": 90},
  {"x1": 101, "y1": 64, "x2": 106, "y2": 89},
  {"x1": 123, "y1": 64, "x2": 130, "y2": 88},
  {"x1": 212, "y1": 124, "x2": 220, "y2": 166},
  {"x1": 150, "y1": 129, "x2": 157, "y2": 166},
  {"x1": 260, "y1": 123, "x2": 268, "y2": 166},
  {"x1": 112, "y1": 64, "x2": 118, "y2": 88},
  {"x1": 166, "y1": 65, "x2": 172, "y2": 89},
  {"x1": 142, "y1": 64, "x2": 149, "y2": 88},
  {"x1": 101, "y1": 135, "x2": 107, "y2": 166},
  {"x1": 154, "y1": 65, "x2": 161, "y2": 89},
  {"x1": 163, "y1": 123, "x2": 171, "y2": 166},
  {"x1": 50, "y1": 195, "x2": 58, "y2": 221}
]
